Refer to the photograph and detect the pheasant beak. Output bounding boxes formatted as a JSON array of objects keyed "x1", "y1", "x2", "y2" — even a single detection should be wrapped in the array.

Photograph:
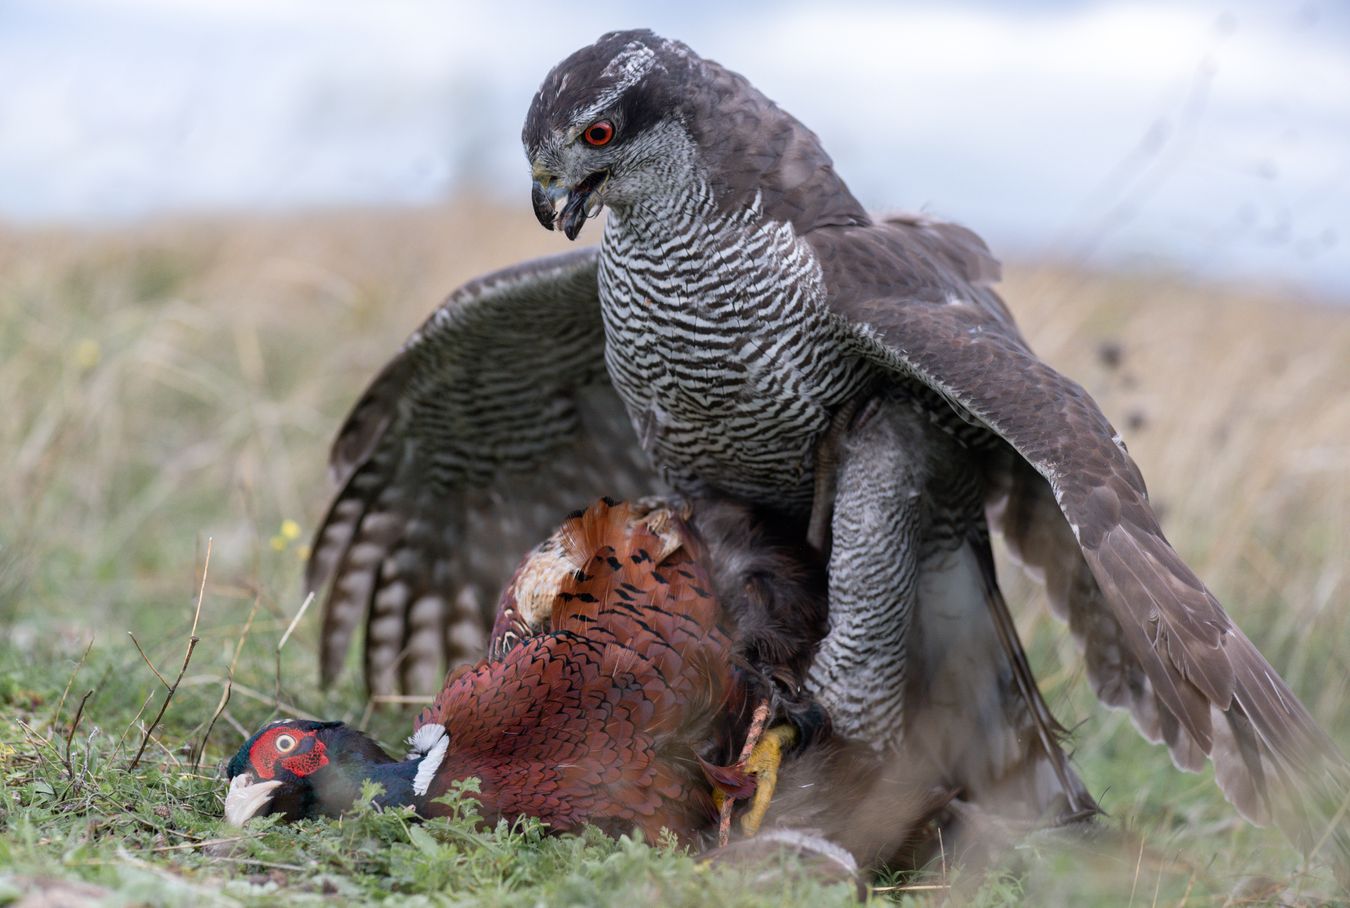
[
  {"x1": 223, "y1": 772, "x2": 283, "y2": 826},
  {"x1": 531, "y1": 170, "x2": 608, "y2": 241}
]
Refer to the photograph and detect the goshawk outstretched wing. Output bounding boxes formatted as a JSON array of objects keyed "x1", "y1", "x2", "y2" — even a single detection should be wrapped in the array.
[
  {"x1": 305, "y1": 248, "x2": 660, "y2": 696},
  {"x1": 812, "y1": 216, "x2": 1349, "y2": 866}
]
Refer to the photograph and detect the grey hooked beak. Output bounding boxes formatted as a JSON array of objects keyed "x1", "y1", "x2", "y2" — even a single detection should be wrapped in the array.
[
  {"x1": 531, "y1": 179, "x2": 566, "y2": 233},
  {"x1": 531, "y1": 171, "x2": 608, "y2": 241},
  {"x1": 223, "y1": 772, "x2": 283, "y2": 826}
]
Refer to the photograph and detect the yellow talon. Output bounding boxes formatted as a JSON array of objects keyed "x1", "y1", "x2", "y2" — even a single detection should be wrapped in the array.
[{"x1": 740, "y1": 724, "x2": 795, "y2": 835}]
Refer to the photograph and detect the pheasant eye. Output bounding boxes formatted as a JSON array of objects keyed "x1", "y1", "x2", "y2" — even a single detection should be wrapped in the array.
[
  {"x1": 583, "y1": 120, "x2": 614, "y2": 147},
  {"x1": 274, "y1": 734, "x2": 297, "y2": 753}
]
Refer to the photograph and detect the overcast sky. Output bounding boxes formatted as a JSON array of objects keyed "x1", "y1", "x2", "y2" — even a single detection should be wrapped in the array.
[{"x1": 2, "y1": 0, "x2": 1347, "y2": 297}]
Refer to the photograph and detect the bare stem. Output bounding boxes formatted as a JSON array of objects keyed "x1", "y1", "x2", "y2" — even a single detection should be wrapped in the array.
[
  {"x1": 130, "y1": 538, "x2": 212, "y2": 770},
  {"x1": 225, "y1": 681, "x2": 322, "y2": 722},
  {"x1": 194, "y1": 593, "x2": 262, "y2": 771},
  {"x1": 51, "y1": 637, "x2": 95, "y2": 734},
  {"x1": 112, "y1": 690, "x2": 157, "y2": 760},
  {"x1": 62, "y1": 689, "x2": 95, "y2": 778},
  {"x1": 127, "y1": 633, "x2": 171, "y2": 689},
  {"x1": 273, "y1": 591, "x2": 313, "y2": 715},
  {"x1": 276, "y1": 591, "x2": 313, "y2": 654}
]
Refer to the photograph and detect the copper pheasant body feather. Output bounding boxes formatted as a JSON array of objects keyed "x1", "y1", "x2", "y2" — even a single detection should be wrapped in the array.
[{"x1": 410, "y1": 499, "x2": 750, "y2": 841}]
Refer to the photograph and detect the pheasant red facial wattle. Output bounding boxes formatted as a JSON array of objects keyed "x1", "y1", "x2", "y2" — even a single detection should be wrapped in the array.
[{"x1": 247, "y1": 726, "x2": 329, "y2": 780}]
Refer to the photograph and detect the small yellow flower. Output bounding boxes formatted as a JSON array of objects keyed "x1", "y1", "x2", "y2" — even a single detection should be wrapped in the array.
[
  {"x1": 280, "y1": 519, "x2": 302, "y2": 541},
  {"x1": 296, "y1": 544, "x2": 312, "y2": 561},
  {"x1": 269, "y1": 535, "x2": 287, "y2": 551},
  {"x1": 74, "y1": 339, "x2": 101, "y2": 370}
]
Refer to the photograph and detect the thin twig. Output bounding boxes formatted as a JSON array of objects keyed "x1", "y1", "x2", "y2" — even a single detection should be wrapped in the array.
[
  {"x1": 113, "y1": 690, "x2": 157, "y2": 760},
  {"x1": 1311, "y1": 783, "x2": 1350, "y2": 863},
  {"x1": 219, "y1": 709, "x2": 249, "y2": 738},
  {"x1": 369, "y1": 694, "x2": 435, "y2": 705},
  {"x1": 273, "y1": 591, "x2": 313, "y2": 714},
  {"x1": 276, "y1": 591, "x2": 313, "y2": 653},
  {"x1": 194, "y1": 593, "x2": 261, "y2": 771},
  {"x1": 1129, "y1": 833, "x2": 1147, "y2": 908},
  {"x1": 16, "y1": 719, "x2": 64, "y2": 762},
  {"x1": 130, "y1": 538, "x2": 212, "y2": 769},
  {"x1": 1176, "y1": 870, "x2": 1196, "y2": 908},
  {"x1": 51, "y1": 637, "x2": 95, "y2": 732},
  {"x1": 149, "y1": 835, "x2": 247, "y2": 853},
  {"x1": 127, "y1": 633, "x2": 171, "y2": 689},
  {"x1": 207, "y1": 855, "x2": 306, "y2": 872},
  {"x1": 62, "y1": 689, "x2": 95, "y2": 778},
  {"x1": 189, "y1": 539, "x2": 210, "y2": 638},
  {"x1": 139, "y1": 724, "x2": 183, "y2": 767},
  {"x1": 58, "y1": 727, "x2": 101, "y2": 803},
  {"x1": 224, "y1": 680, "x2": 322, "y2": 721}
]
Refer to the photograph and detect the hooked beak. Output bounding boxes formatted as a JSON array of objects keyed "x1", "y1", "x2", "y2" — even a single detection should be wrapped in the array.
[
  {"x1": 223, "y1": 772, "x2": 283, "y2": 826},
  {"x1": 531, "y1": 171, "x2": 608, "y2": 241}
]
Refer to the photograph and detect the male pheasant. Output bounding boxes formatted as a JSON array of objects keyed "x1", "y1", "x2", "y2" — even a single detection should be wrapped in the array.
[{"x1": 226, "y1": 498, "x2": 828, "y2": 844}]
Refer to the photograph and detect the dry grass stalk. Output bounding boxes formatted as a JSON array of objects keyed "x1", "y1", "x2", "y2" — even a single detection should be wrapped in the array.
[{"x1": 129, "y1": 537, "x2": 212, "y2": 769}]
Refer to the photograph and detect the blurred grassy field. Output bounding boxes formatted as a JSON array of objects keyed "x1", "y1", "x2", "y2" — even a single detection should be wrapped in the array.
[{"x1": 0, "y1": 204, "x2": 1346, "y2": 906}]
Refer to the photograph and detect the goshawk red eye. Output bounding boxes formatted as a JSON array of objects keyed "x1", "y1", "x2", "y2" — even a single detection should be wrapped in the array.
[{"x1": 583, "y1": 120, "x2": 615, "y2": 147}]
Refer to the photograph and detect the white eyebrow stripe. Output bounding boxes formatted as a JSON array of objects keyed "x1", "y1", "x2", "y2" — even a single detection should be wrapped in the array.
[{"x1": 572, "y1": 42, "x2": 656, "y2": 126}]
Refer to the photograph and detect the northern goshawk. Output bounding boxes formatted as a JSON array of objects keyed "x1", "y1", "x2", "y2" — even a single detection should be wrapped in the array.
[{"x1": 307, "y1": 30, "x2": 1348, "y2": 871}]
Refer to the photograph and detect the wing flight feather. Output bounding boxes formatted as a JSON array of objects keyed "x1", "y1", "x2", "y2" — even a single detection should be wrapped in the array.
[
  {"x1": 306, "y1": 248, "x2": 661, "y2": 695},
  {"x1": 814, "y1": 218, "x2": 1349, "y2": 873}
]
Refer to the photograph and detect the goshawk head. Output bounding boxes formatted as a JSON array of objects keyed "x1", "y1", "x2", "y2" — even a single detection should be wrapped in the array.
[
  {"x1": 522, "y1": 30, "x2": 706, "y2": 240},
  {"x1": 523, "y1": 30, "x2": 861, "y2": 241}
]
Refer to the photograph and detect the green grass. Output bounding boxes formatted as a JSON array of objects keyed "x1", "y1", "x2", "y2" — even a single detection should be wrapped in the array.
[{"x1": 1, "y1": 207, "x2": 1347, "y2": 905}]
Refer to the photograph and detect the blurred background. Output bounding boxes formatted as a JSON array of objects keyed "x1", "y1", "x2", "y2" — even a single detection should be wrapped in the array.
[
  {"x1": 1, "y1": 3, "x2": 1348, "y2": 903},
  {"x1": 2, "y1": 0, "x2": 1347, "y2": 297}
]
